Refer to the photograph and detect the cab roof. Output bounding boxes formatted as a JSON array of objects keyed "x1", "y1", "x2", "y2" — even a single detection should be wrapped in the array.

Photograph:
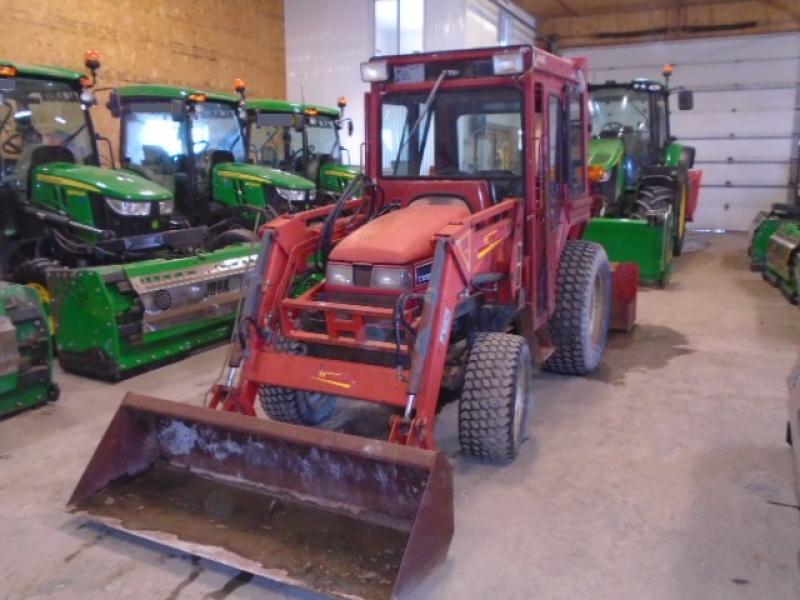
[
  {"x1": 0, "y1": 59, "x2": 83, "y2": 82},
  {"x1": 247, "y1": 98, "x2": 339, "y2": 118},
  {"x1": 116, "y1": 84, "x2": 237, "y2": 104}
]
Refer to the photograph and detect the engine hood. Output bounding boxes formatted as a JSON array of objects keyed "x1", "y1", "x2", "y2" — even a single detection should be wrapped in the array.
[
  {"x1": 213, "y1": 163, "x2": 315, "y2": 190},
  {"x1": 588, "y1": 138, "x2": 624, "y2": 171},
  {"x1": 34, "y1": 163, "x2": 172, "y2": 201},
  {"x1": 330, "y1": 198, "x2": 470, "y2": 265}
]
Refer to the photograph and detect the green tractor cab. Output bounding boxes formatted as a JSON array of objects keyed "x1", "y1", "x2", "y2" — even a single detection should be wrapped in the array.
[
  {"x1": 0, "y1": 57, "x2": 211, "y2": 278},
  {"x1": 0, "y1": 281, "x2": 58, "y2": 417},
  {"x1": 241, "y1": 94, "x2": 360, "y2": 203},
  {"x1": 0, "y1": 56, "x2": 258, "y2": 381},
  {"x1": 111, "y1": 84, "x2": 316, "y2": 238},
  {"x1": 582, "y1": 67, "x2": 701, "y2": 285}
]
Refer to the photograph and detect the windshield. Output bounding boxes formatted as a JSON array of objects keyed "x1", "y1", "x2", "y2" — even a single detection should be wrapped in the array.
[
  {"x1": 122, "y1": 100, "x2": 245, "y2": 194},
  {"x1": 249, "y1": 113, "x2": 340, "y2": 171},
  {"x1": 589, "y1": 88, "x2": 651, "y2": 140},
  {"x1": 190, "y1": 101, "x2": 245, "y2": 164},
  {"x1": 381, "y1": 88, "x2": 523, "y2": 178},
  {"x1": 0, "y1": 76, "x2": 95, "y2": 190}
]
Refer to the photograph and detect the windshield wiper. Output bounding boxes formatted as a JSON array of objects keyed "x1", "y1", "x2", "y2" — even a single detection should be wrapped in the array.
[
  {"x1": 59, "y1": 122, "x2": 88, "y2": 149},
  {"x1": 392, "y1": 69, "x2": 458, "y2": 175}
]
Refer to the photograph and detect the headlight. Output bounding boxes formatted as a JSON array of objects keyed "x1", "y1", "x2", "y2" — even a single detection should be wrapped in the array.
[
  {"x1": 493, "y1": 51, "x2": 525, "y2": 76},
  {"x1": 308, "y1": 190, "x2": 316, "y2": 202},
  {"x1": 326, "y1": 262, "x2": 353, "y2": 286},
  {"x1": 158, "y1": 200, "x2": 174, "y2": 215},
  {"x1": 105, "y1": 197, "x2": 151, "y2": 216},
  {"x1": 276, "y1": 187, "x2": 308, "y2": 204},
  {"x1": 360, "y1": 60, "x2": 389, "y2": 82},
  {"x1": 371, "y1": 266, "x2": 412, "y2": 290}
]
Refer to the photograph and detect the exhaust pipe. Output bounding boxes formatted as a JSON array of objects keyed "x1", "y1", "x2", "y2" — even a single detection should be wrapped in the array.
[{"x1": 68, "y1": 393, "x2": 453, "y2": 599}]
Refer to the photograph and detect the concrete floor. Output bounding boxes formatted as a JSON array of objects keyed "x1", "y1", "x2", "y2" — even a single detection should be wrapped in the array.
[{"x1": 1, "y1": 232, "x2": 799, "y2": 600}]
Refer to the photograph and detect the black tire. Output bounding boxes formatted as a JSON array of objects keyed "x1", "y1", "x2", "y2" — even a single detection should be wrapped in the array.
[
  {"x1": 672, "y1": 178, "x2": 688, "y2": 256},
  {"x1": 12, "y1": 257, "x2": 60, "y2": 287},
  {"x1": 544, "y1": 240, "x2": 611, "y2": 375},
  {"x1": 206, "y1": 228, "x2": 258, "y2": 251},
  {"x1": 458, "y1": 332, "x2": 533, "y2": 462},
  {"x1": 258, "y1": 336, "x2": 336, "y2": 425}
]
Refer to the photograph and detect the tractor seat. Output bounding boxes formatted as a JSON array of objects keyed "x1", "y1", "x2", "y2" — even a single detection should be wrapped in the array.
[{"x1": 26, "y1": 145, "x2": 76, "y2": 193}]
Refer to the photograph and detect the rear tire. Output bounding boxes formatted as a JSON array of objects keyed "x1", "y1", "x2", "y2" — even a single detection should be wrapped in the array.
[
  {"x1": 544, "y1": 240, "x2": 611, "y2": 375},
  {"x1": 206, "y1": 228, "x2": 258, "y2": 251},
  {"x1": 258, "y1": 336, "x2": 336, "y2": 425},
  {"x1": 458, "y1": 332, "x2": 533, "y2": 462},
  {"x1": 673, "y1": 179, "x2": 688, "y2": 256}
]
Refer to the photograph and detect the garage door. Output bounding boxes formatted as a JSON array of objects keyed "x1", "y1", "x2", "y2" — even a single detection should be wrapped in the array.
[{"x1": 566, "y1": 33, "x2": 800, "y2": 231}]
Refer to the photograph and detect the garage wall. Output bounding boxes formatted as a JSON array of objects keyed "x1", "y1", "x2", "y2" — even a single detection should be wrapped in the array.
[
  {"x1": 566, "y1": 33, "x2": 800, "y2": 231},
  {"x1": 284, "y1": 0, "x2": 372, "y2": 163},
  {"x1": 2, "y1": 0, "x2": 286, "y2": 161}
]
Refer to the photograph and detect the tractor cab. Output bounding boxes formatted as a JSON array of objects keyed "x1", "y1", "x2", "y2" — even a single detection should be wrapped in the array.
[
  {"x1": 113, "y1": 85, "x2": 316, "y2": 239},
  {"x1": 241, "y1": 94, "x2": 359, "y2": 201},
  {"x1": 0, "y1": 54, "x2": 203, "y2": 278}
]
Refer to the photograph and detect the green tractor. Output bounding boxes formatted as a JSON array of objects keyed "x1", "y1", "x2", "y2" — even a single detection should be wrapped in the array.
[
  {"x1": 111, "y1": 84, "x2": 317, "y2": 236},
  {"x1": 582, "y1": 66, "x2": 701, "y2": 285},
  {"x1": 236, "y1": 83, "x2": 359, "y2": 203},
  {"x1": 0, "y1": 55, "x2": 259, "y2": 380},
  {"x1": 0, "y1": 281, "x2": 58, "y2": 417}
]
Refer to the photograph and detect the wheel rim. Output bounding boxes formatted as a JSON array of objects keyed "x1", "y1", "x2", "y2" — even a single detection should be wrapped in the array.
[
  {"x1": 589, "y1": 270, "x2": 606, "y2": 346},
  {"x1": 512, "y1": 355, "x2": 530, "y2": 448}
]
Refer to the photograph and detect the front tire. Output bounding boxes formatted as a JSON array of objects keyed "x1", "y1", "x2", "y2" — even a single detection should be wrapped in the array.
[
  {"x1": 258, "y1": 336, "x2": 336, "y2": 425},
  {"x1": 206, "y1": 228, "x2": 259, "y2": 251},
  {"x1": 458, "y1": 332, "x2": 533, "y2": 462},
  {"x1": 544, "y1": 240, "x2": 611, "y2": 375}
]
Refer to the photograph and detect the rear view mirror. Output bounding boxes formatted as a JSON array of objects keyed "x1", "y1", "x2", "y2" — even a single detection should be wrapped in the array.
[
  {"x1": 170, "y1": 99, "x2": 186, "y2": 121},
  {"x1": 678, "y1": 90, "x2": 694, "y2": 111},
  {"x1": 107, "y1": 90, "x2": 121, "y2": 118},
  {"x1": 337, "y1": 118, "x2": 354, "y2": 137}
]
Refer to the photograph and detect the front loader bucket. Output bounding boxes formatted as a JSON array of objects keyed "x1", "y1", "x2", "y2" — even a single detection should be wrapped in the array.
[{"x1": 68, "y1": 394, "x2": 454, "y2": 599}]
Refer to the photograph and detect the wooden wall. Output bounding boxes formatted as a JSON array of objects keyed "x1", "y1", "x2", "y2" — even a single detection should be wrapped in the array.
[
  {"x1": 1, "y1": 0, "x2": 285, "y2": 161},
  {"x1": 540, "y1": 1, "x2": 800, "y2": 49}
]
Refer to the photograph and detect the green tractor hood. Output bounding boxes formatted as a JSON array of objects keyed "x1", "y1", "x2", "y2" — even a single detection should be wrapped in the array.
[
  {"x1": 35, "y1": 163, "x2": 172, "y2": 201},
  {"x1": 588, "y1": 138, "x2": 624, "y2": 171},
  {"x1": 213, "y1": 162, "x2": 315, "y2": 190}
]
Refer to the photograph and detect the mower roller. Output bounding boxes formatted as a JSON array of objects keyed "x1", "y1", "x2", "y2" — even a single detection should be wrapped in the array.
[
  {"x1": 71, "y1": 46, "x2": 638, "y2": 598},
  {"x1": 582, "y1": 65, "x2": 702, "y2": 286}
]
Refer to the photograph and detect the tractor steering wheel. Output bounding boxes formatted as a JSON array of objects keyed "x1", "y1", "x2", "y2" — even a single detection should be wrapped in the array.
[
  {"x1": 600, "y1": 121, "x2": 626, "y2": 134},
  {"x1": 2, "y1": 132, "x2": 23, "y2": 154}
]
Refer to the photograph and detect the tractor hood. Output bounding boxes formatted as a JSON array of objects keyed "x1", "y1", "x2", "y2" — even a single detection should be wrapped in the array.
[
  {"x1": 213, "y1": 163, "x2": 314, "y2": 190},
  {"x1": 35, "y1": 163, "x2": 172, "y2": 201},
  {"x1": 320, "y1": 163, "x2": 360, "y2": 181},
  {"x1": 330, "y1": 198, "x2": 470, "y2": 265},
  {"x1": 588, "y1": 138, "x2": 624, "y2": 171}
]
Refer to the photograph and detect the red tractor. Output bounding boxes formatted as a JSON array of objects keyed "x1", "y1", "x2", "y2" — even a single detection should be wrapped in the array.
[
  {"x1": 210, "y1": 45, "x2": 633, "y2": 457},
  {"x1": 70, "y1": 46, "x2": 636, "y2": 600}
]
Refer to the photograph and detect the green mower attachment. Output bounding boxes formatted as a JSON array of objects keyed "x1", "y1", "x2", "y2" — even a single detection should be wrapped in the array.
[
  {"x1": 764, "y1": 220, "x2": 800, "y2": 304},
  {"x1": 749, "y1": 204, "x2": 800, "y2": 272},
  {"x1": 50, "y1": 243, "x2": 257, "y2": 380},
  {"x1": 583, "y1": 211, "x2": 674, "y2": 286},
  {"x1": 0, "y1": 282, "x2": 59, "y2": 417}
]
